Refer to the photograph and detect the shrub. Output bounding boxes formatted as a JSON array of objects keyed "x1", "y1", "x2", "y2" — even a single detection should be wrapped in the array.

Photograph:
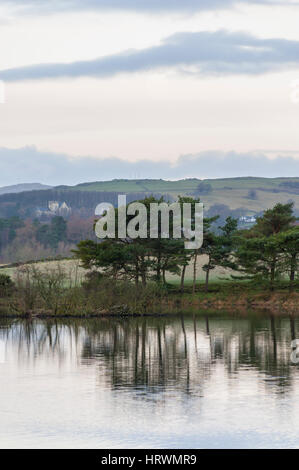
[{"x1": 0, "y1": 273, "x2": 14, "y2": 296}]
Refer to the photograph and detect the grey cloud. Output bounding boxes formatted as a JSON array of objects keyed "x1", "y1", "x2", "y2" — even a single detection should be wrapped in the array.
[
  {"x1": 2, "y1": 30, "x2": 299, "y2": 82},
  {"x1": 0, "y1": 146, "x2": 298, "y2": 187}
]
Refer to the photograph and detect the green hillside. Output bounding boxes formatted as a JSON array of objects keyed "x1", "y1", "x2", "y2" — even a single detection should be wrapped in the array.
[{"x1": 57, "y1": 177, "x2": 299, "y2": 215}]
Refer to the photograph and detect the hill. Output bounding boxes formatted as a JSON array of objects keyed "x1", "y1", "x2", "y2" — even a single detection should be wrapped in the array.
[
  {"x1": 57, "y1": 177, "x2": 299, "y2": 214},
  {"x1": 0, "y1": 183, "x2": 52, "y2": 195},
  {"x1": 0, "y1": 177, "x2": 298, "y2": 220}
]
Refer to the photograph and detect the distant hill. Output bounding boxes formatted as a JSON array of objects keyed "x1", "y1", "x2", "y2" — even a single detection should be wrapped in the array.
[
  {"x1": 1, "y1": 177, "x2": 299, "y2": 220},
  {"x1": 0, "y1": 188, "x2": 159, "y2": 219},
  {"x1": 56, "y1": 176, "x2": 299, "y2": 213},
  {"x1": 57, "y1": 176, "x2": 299, "y2": 195},
  {"x1": 0, "y1": 183, "x2": 52, "y2": 195}
]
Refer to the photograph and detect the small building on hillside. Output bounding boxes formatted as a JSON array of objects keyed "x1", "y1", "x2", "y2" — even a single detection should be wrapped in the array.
[{"x1": 36, "y1": 201, "x2": 71, "y2": 218}]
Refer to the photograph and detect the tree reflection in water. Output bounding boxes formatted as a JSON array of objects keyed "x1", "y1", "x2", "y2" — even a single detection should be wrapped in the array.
[{"x1": 0, "y1": 313, "x2": 298, "y2": 396}]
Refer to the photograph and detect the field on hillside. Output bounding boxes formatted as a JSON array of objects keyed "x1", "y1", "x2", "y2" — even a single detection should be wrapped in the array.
[
  {"x1": 61, "y1": 177, "x2": 299, "y2": 214},
  {"x1": 165, "y1": 254, "x2": 235, "y2": 284},
  {"x1": 66, "y1": 176, "x2": 299, "y2": 192},
  {"x1": 0, "y1": 255, "x2": 234, "y2": 285},
  {"x1": 0, "y1": 259, "x2": 87, "y2": 286},
  {"x1": 1, "y1": 178, "x2": 299, "y2": 223},
  {"x1": 200, "y1": 188, "x2": 299, "y2": 212}
]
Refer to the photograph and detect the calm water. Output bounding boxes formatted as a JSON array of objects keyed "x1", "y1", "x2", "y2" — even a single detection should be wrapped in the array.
[{"x1": 0, "y1": 314, "x2": 299, "y2": 449}]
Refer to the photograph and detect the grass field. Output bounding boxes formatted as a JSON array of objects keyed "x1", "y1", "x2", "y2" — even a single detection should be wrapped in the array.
[
  {"x1": 200, "y1": 188, "x2": 299, "y2": 212},
  {"x1": 0, "y1": 259, "x2": 87, "y2": 285},
  {"x1": 63, "y1": 176, "x2": 299, "y2": 192},
  {"x1": 57, "y1": 177, "x2": 299, "y2": 214},
  {"x1": 0, "y1": 255, "x2": 234, "y2": 286}
]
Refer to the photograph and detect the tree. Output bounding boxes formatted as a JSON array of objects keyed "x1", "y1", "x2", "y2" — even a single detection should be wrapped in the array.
[
  {"x1": 0, "y1": 273, "x2": 14, "y2": 296},
  {"x1": 176, "y1": 196, "x2": 200, "y2": 293},
  {"x1": 194, "y1": 182, "x2": 212, "y2": 196},
  {"x1": 253, "y1": 202, "x2": 296, "y2": 236},
  {"x1": 247, "y1": 189, "x2": 257, "y2": 200},
  {"x1": 235, "y1": 202, "x2": 298, "y2": 289},
  {"x1": 0, "y1": 217, "x2": 23, "y2": 252},
  {"x1": 74, "y1": 195, "x2": 199, "y2": 290},
  {"x1": 50, "y1": 216, "x2": 67, "y2": 248},
  {"x1": 235, "y1": 235, "x2": 281, "y2": 290},
  {"x1": 201, "y1": 216, "x2": 238, "y2": 292},
  {"x1": 74, "y1": 239, "x2": 131, "y2": 281},
  {"x1": 36, "y1": 216, "x2": 67, "y2": 249},
  {"x1": 67, "y1": 216, "x2": 95, "y2": 243},
  {"x1": 277, "y1": 228, "x2": 299, "y2": 289}
]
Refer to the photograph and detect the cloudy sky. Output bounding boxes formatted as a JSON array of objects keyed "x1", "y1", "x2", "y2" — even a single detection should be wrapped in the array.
[{"x1": 0, "y1": 0, "x2": 299, "y2": 186}]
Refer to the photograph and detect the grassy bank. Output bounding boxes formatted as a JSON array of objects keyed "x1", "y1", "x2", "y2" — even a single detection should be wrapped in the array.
[{"x1": 0, "y1": 267, "x2": 298, "y2": 318}]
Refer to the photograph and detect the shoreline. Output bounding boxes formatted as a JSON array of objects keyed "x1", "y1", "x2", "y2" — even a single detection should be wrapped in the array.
[{"x1": 1, "y1": 292, "x2": 298, "y2": 319}]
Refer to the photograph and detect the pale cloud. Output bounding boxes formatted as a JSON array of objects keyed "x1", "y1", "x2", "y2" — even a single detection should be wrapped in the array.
[{"x1": 0, "y1": 146, "x2": 298, "y2": 187}]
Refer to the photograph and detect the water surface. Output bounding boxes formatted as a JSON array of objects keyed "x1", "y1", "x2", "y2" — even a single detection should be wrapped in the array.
[{"x1": 0, "y1": 314, "x2": 298, "y2": 449}]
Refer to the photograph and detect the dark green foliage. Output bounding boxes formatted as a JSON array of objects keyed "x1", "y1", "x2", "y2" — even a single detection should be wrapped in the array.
[
  {"x1": 276, "y1": 228, "x2": 299, "y2": 289},
  {"x1": 205, "y1": 204, "x2": 246, "y2": 229},
  {"x1": 36, "y1": 216, "x2": 67, "y2": 249},
  {"x1": 74, "y1": 199, "x2": 299, "y2": 293},
  {"x1": 0, "y1": 273, "x2": 14, "y2": 296},
  {"x1": 0, "y1": 217, "x2": 24, "y2": 251},
  {"x1": 235, "y1": 203, "x2": 298, "y2": 289},
  {"x1": 253, "y1": 202, "x2": 296, "y2": 236},
  {"x1": 0, "y1": 189, "x2": 168, "y2": 219},
  {"x1": 74, "y1": 196, "x2": 196, "y2": 288},
  {"x1": 201, "y1": 216, "x2": 238, "y2": 291}
]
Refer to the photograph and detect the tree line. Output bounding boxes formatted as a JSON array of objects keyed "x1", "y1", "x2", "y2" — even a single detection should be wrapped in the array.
[
  {"x1": 0, "y1": 189, "x2": 169, "y2": 219},
  {"x1": 74, "y1": 197, "x2": 298, "y2": 292},
  {"x1": 0, "y1": 215, "x2": 95, "y2": 263}
]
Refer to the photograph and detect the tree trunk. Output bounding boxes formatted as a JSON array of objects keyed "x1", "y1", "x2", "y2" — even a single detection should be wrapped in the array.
[
  {"x1": 180, "y1": 265, "x2": 186, "y2": 293},
  {"x1": 289, "y1": 253, "x2": 297, "y2": 291},
  {"x1": 140, "y1": 256, "x2": 147, "y2": 287},
  {"x1": 156, "y1": 266, "x2": 161, "y2": 283},
  {"x1": 270, "y1": 261, "x2": 276, "y2": 291},
  {"x1": 134, "y1": 326, "x2": 139, "y2": 384},
  {"x1": 205, "y1": 268, "x2": 210, "y2": 293},
  {"x1": 205, "y1": 257, "x2": 211, "y2": 293},
  {"x1": 156, "y1": 248, "x2": 161, "y2": 283},
  {"x1": 157, "y1": 328, "x2": 163, "y2": 368},
  {"x1": 134, "y1": 260, "x2": 139, "y2": 287},
  {"x1": 192, "y1": 252, "x2": 198, "y2": 294},
  {"x1": 162, "y1": 268, "x2": 166, "y2": 285}
]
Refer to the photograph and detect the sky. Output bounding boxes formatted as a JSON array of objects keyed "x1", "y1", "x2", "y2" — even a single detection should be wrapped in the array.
[{"x1": 0, "y1": 0, "x2": 299, "y2": 186}]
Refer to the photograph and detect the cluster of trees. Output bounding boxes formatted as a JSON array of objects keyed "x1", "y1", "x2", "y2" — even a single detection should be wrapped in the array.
[
  {"x1": 193, "y1": 182, "x2": 213, "y2": 196},
  {"x1": 0, "y1": 217, "x2": 24, "y2": 252},
  {"x1": 0, "y1": 188, "x2": 166, "y2": 219},
  {"x1": 205, "y1": 203, "x2": 249, "y2": 229},
  {"x1": 0, "y1": 273, "x2": 14, "y2": 296},
  {"x1": 0, "y1": 215, "x2": 95, "y2": 263},
  {"x1": 35, "y1": 216, "x2": 67, "y2": 249},
  {"x1": 279, "y1": 181, "x2": 299, "y2": 193},
  {"x1": 235, "y1": 202, "x2": 299, "y2": 290},
  {"x1": 74, "y1": 198, "x2": 298, "y2": 292},
  {"x1": 246, "y1": 189, "x2": 258, "y2": 200}
]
